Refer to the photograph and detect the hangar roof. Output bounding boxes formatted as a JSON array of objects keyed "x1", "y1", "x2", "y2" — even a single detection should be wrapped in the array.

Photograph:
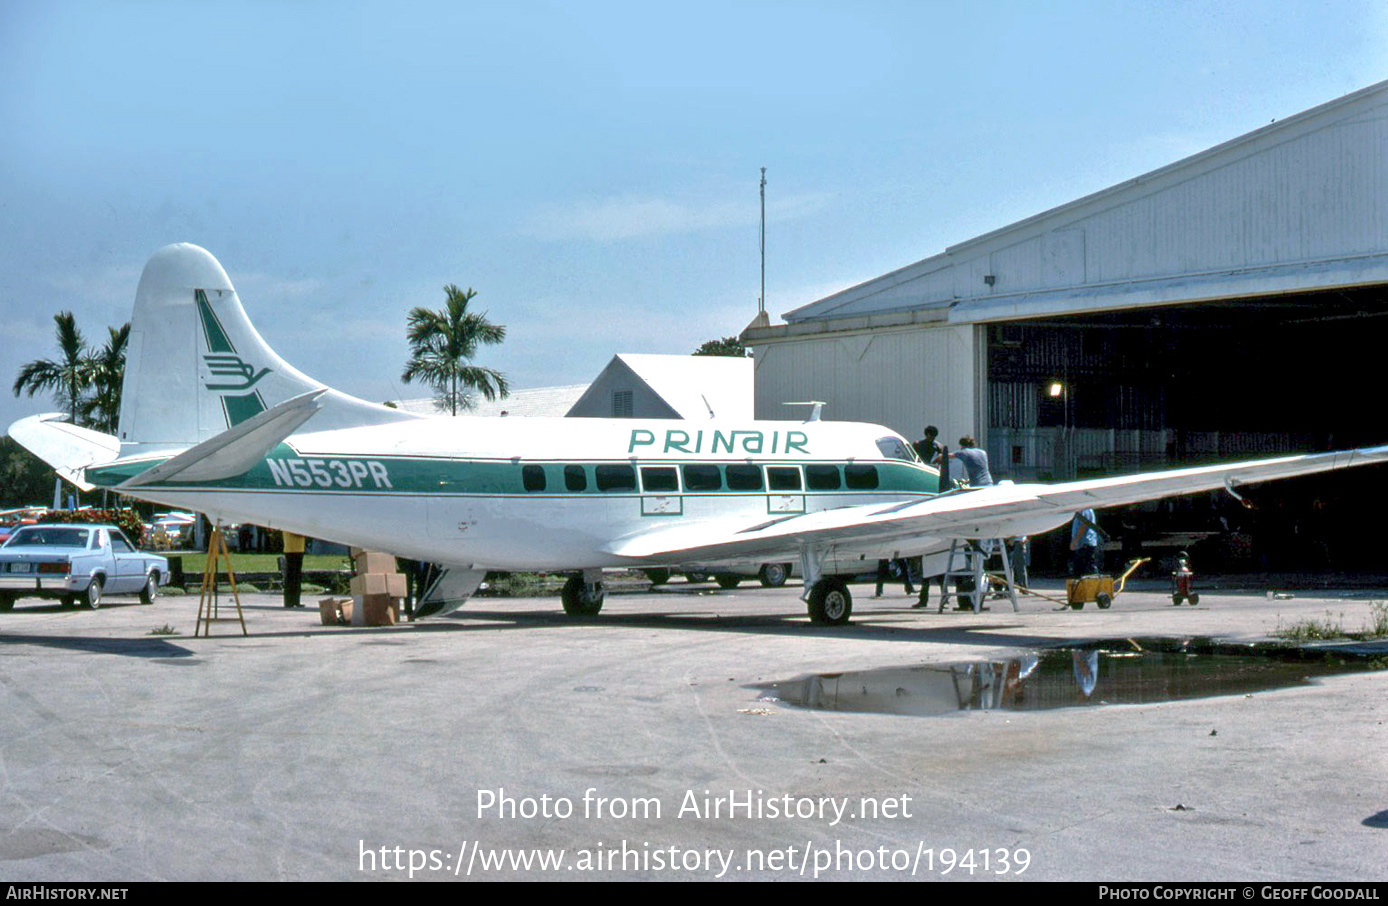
[
  {"x1": 777, "y1": 79, "x2": 1388, "y2": 331},
  {"x1": 566, "y1": 353, "x2": 753, "y2": 420}
]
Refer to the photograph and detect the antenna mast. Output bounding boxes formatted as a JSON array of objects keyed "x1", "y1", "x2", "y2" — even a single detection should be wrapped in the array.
[{"x1": 758, "y1": 167, "x2": 767, "y2": 315}]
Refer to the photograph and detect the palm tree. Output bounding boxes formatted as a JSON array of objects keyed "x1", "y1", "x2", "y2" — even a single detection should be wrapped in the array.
[
  {"x1": 401, "y1": 285, "x2": 509, "y2": 416},
  {"x1": 78, "y1": 323, "x2": 130, "y2": 434},
  {"x1": 12, "y1": 311, "x2": 91, "y2": 424}
]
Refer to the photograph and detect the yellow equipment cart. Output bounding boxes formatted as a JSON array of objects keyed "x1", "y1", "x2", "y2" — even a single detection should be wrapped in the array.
[{"x1": 1066, "y1": 558, "x2": 1149, "y2": 610}]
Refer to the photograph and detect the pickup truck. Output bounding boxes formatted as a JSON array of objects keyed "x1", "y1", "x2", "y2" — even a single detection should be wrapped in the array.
[{"x1": 0, "y1": 524, "x2": 169, "y2": 610}]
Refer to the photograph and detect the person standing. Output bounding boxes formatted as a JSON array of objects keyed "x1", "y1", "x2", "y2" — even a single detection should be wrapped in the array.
[
  {"x1": 1069, "y1": 508, "x2": 1104, "y2": 577},
  {"x1": 950, "y1": 436, "x2": 994, "y2": 487},
  {"x1": 282, "y1": 530, "x2": 306, "y2": 608},
  {"x1": 914, "y1": 425, "x2": 943, "y2": 465},
  {"x1": 874, "y1": 558, "x2": 915, "y2": 597}
]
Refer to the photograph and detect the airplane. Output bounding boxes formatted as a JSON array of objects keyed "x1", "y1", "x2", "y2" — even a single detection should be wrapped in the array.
[{"x1": 8, "y1": 243, "x2": 1388, "y2": 624}]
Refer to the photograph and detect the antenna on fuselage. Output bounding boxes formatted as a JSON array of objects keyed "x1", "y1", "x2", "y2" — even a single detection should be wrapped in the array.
[{"x1": 784, "y1": 401, "x2": 826, "y2": 423}]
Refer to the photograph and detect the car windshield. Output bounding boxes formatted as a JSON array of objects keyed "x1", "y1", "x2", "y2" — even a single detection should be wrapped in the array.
[{"x1": 5, "y1": 527, "x2": 92, "y2": 548}]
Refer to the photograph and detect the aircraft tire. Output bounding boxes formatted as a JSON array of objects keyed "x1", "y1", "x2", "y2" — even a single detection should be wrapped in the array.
[
  {"x1": 561, "y1": 576, "x2": 604, "y2": 617},
  {"x1": 807, "y1": 579, "x2": 852, "y2": 626},
  {"x1": 643, "y1": 568, "x2": 671, "y2": 587},
  {"x1": 758, "y1": 563, "x2": 790, "y2": 588}
]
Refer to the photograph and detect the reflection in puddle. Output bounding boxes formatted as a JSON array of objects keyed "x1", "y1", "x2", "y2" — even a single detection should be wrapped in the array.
[{"x1": 761, "y1": 639, "x2": 1385, "y2": 716}]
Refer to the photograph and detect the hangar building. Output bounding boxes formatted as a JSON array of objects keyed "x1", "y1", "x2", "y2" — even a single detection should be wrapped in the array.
[{"x1": 744, "y1": 80, "x2": 1388, "y2": 570}]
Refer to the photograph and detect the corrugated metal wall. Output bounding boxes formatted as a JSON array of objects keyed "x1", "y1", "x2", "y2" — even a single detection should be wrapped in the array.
[
  {"x1": 784, "y1": 81, "x2": 1388, "y2": 323},
  {"x1": 752, "y1": 324, "x2": 980, "y2": 443}
]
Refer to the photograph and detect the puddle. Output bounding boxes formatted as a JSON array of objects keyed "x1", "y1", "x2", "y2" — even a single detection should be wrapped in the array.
[{"x1": 759, "y1": 638, "x2": 1386, "y2": 716}]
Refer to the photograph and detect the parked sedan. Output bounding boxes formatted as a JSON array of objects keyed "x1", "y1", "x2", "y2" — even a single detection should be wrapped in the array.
[{"x1": 0, "y1": 524, "x2": 169, "y2": 610}]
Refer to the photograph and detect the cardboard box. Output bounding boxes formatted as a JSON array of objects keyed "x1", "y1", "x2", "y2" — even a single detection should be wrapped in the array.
[
  {"x1": 349, "y1": 572, "x2": 407, "y2": 598},
  {"x1": 318, "y1": 596, "x2": 352, "y2": 626},
  {"x1": 353, "y1": 551, "x2": 398, "y2": 575},
  {"x1": 359, "y1": 593, "x2": 400, "y2": 626}
]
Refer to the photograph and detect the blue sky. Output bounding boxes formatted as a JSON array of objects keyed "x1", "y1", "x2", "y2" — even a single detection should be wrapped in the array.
[{"x1": 2, "y1": 0, "x2": 1385, "y2": 428}]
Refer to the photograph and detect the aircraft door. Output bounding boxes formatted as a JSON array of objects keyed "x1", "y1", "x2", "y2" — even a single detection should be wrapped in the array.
[
  {"x1": 766, "y1": 465, "x2": 805, "y2": 514},
  {"x1": 639, "y1": 466, "x2": 681, "y2": 516}
]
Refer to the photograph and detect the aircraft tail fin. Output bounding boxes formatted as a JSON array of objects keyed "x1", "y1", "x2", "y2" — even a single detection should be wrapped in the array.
[{"x1": 116, "y1": 243, "x2": 415, "y2": 457}]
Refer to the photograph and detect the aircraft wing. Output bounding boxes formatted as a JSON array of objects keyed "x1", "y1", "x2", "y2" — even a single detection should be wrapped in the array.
[{"x1": 604, "y1": 444, "x2": 1388, "y2": 563}]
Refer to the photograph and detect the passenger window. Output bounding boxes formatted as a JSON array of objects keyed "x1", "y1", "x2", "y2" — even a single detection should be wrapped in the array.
[
  {"x1": 596, "y1": 465, "x2": 636, "y2": 492},
  {"x1": 110, "y1": 534, "x2": 134, "y2": 553},
  {"x1": 682, "y1": 464, "x2": 722, "y2": 492},
  {"x1": 767, "y1": 466, "x2": 802, "y2": 491},
  {"x1": 641, "y1": 466, "x2": 678, "y2": 493},
  {"x1": 725, "y1": 464, "x2": 763, "y2": 491},
  {"x1": 564, "y1": 465, "x2": 588, "y2": 492},
  {"x1": 805, "y1": 465, "x2": 841, "y2": 491},
  {"x1": 522, "y1": 465, "x2": 547, "y2": 492},
  {"x1": 845, "y1": 464, "x2": 880, "y2": 490}
]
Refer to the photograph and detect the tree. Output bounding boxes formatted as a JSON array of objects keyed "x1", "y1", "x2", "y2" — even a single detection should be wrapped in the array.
[
  {"x1": 693, "y1": 336, "x2": 751, "y2": 357},
  {"x1": 78, "y1": 323, "x2": 130, "y2": 434},
  {"x1": 0, "y1": 438, "x2": 54, "y2": 508},
  {"x1": 401, "y1": 285, "x2": 509, "y2": 416},
  {"x1": 12, "y1": 311, "x2": 91, "y2": 424}
]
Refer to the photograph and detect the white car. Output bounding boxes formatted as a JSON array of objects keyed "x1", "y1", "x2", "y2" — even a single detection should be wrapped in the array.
[{"x1": 0, "y1": 524, "x2": 170, "y2": 610}]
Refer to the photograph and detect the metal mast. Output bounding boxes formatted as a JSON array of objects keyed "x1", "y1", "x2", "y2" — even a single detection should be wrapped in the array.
[{"x1": 758, "y1": 167, "x2": 767, "y2": 315}]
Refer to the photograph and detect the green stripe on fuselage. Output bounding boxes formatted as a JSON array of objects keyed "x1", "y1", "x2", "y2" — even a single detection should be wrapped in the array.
[{"x1": 87, "y1": 446, "x2": 941, "y2": 497}]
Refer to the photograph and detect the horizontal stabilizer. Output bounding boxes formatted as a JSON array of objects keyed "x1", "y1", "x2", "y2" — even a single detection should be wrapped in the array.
[
  {"x1": 119, "y1": 389, "x2": 327, "y2": 488},
  {"x1": 7, "y1": 414, "x2": 121, "y2": 491}
]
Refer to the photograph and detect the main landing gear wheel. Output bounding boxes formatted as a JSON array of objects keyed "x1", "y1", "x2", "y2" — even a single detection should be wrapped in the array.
[
  {"x1": 715, "y1": 575, "x2": 742, "y2": 589},
  {"x1": 806, "y1": 578, "x2": 852, "y2": 626},
  {"x1": 561, "y1": 576, "x2": 605, "y2": 617},
  {"x1": 643, "y1": 568, "x2": 671, "y2": 587},
  {"x1": 758, "y1": 563, "x2": 790, "y2": 588}
]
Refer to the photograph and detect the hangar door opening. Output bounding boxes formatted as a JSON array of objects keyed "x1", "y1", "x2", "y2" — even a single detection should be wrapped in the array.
[{"x1": 986, "y1": 286, "x2": 1388, "y2": 572}]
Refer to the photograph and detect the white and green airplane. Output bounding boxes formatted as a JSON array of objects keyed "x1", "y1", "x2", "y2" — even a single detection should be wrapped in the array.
[{"x1": 10, "y1": 244, "x2": 1388, "y2": 623}]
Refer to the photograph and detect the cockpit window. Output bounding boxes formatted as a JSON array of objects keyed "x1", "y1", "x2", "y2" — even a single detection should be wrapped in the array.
[{"x1": 875, "y1": 436, "x2": 918, "y2": 462}]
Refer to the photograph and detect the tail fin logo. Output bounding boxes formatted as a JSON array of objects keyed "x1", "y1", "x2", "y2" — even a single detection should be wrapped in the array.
[
  {"x1": 195, "y1": 289, "x2": 271, "y2": 427},
  {"x1": 205, "y1": 354, "x2": 271, "y2": 391}
]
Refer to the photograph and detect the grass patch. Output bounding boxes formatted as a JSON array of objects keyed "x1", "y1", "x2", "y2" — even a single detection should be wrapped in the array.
[
  {"x1": 173, "y1": 553, "x2": 347, "y2": 574},
  {"x1": 1275, "y1": 602, "x2": 1388, "y2": 642},
  {"x1": 147, "y1": 624, "x2": 180, "y2": 636},
  {"x1": 479, "y1": 572, "x2": 566, "y2": 597}
]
